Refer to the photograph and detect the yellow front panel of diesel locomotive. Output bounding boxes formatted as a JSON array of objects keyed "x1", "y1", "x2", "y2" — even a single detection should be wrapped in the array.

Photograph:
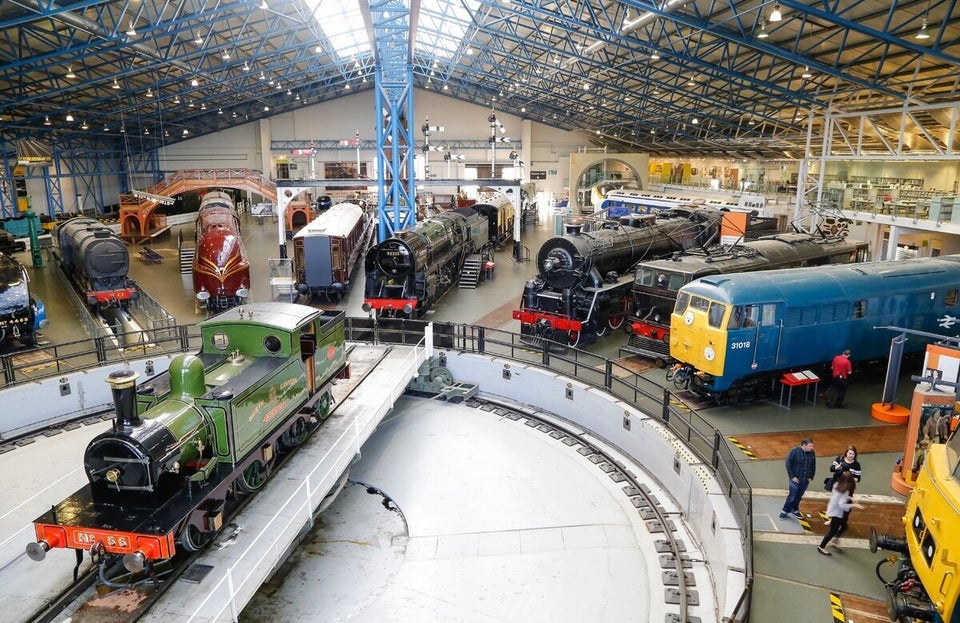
[
  {"x1": 670, "y1": 297, "x2": 727, "y2": 376},
  {"x1": 906, "y1": 445, "x2": 960, "y2": 620}
]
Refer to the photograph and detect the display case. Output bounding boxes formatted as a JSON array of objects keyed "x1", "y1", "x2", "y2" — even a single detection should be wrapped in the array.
[{"x1": 929, "y1": 196, "x2": 960, "y2": 224}]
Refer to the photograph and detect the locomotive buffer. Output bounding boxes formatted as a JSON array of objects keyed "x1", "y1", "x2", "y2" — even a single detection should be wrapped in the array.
[{"x1": 138, "y1": 342, "x2": 426, "y2": 622}]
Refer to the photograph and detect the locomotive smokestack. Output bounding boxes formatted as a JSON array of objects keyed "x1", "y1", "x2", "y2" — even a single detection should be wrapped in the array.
[{"x1": 106, "y1": 369, "x2": 141, "y2": 430}]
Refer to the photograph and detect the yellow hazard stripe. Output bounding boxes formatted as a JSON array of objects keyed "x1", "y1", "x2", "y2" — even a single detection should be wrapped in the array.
[
  {"x1": 726, "y1": 436, "x2": 758, "y2": 460},
  {"x1": 829, "y1": 592, "x2": 845, "y2": 623}
]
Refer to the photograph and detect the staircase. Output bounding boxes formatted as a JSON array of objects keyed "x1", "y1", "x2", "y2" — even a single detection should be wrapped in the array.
[
  {"x1": 458, "y1": 254, "x2": 483, "y2": 289},
  {"x1": 523, "y1": 203, "x2": 538, "y2": 226},
  {"x1": 179, "y1": 246, "x2": 196, "y2": 274}
]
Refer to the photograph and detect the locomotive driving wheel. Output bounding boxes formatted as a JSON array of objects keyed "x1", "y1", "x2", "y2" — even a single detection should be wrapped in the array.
[
  {"x1": 180, "y1": 524, "x2": 213, "y2": 552},
  {"x1": 567, "y1": 330, "x2": 580, "y2": 347},
  {"x1": 316, "y1": 392, "x2": 332, "y2": 420},
  {"x1": 280, "y1": 416, "x2": 310, "y2": 449},
  {"x1": 238, "y1": 459, "x2": 269, "y2": 492},
  {"x1": 607, "y1": 314, "x2": 625, "y2": 330}
]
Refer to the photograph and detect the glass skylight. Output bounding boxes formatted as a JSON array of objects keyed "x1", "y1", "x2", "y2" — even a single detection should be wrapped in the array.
[
  {"x1": 305, "y1": 0, "x2": 478, "y2": 60},
  {"x1": 306, "y1": 0, "x2": 370, "y2": 59}
]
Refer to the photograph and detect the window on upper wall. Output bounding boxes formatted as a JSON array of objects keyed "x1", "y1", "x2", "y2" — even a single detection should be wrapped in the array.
[
  {"x1": 947, "y1": 289, "x2": 958, "y2": 306},
  {"x1": 853, "y1": 300, "x2": 867, "y2": 319}
]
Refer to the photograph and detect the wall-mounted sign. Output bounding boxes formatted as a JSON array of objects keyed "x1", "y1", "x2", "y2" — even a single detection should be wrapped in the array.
[{"x1": 530, "y1": 170, "x2": 547, "y2": 180}]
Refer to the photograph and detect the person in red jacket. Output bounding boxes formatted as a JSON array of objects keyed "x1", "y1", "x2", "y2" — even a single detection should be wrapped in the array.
[{"x1": 825, "y1": 349, "x2": 853, "y2": 408}]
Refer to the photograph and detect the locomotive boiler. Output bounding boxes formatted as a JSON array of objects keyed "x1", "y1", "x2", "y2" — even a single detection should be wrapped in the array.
[
  {"x1": 293, "y1": 202, "x2": 375, "y2": 302},
  {"x1": 625, "y1": 233, "x2": 869, "y2": 365},
  {"x1": 363, "y1": 207, "x2": 490, "y2": 317},
  {"x1": 668, "y1": 255, "x2": 960, "y2": 402},
  {"x1": 513, "y1": 207, "x2": 721, "y2": 347},
  {"x1": 193, "y1": 190, "x2": 251, "y2": 312},
  {"x1": 57, "y1": 217, "x2": 138, "y2": 309},
  {"x1": 27, "y1": 302, "x2": 347, "y2": 577}
]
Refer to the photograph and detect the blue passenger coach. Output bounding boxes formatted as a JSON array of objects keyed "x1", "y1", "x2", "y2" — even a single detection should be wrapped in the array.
[{"x1": 669, "y1": 255, "x2": 960, "y2": 401}]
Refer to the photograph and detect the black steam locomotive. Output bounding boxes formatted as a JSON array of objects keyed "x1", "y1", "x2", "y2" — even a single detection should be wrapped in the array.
[
  {"x1": 57, "y1": 217, "x2": 138, "y2": 309},
  {"x1": 363, "y1": 207, "x2": 492, "y2": 317},
  {"x1": 513, "y1": 207, "x2": 722, "y2": 347}
]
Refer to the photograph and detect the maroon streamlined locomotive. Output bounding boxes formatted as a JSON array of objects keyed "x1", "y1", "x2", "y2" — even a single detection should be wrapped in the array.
[{"x1": 192, "y1": 190, "x2": 251, "y2": 312}]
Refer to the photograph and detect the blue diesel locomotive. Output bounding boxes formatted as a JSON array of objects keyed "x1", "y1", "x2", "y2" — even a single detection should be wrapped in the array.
[{"x1": 668, "y1": 255, "x2": 960, "y2": 402}]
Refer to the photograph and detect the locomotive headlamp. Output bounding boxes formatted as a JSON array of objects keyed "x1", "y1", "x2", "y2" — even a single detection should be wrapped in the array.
[
  {"x1": 403, "y1": 303, "x2": 414, "y2": 315},
  {"x1": 105, "y1": 468, "x2": 122, "y2": 483}
]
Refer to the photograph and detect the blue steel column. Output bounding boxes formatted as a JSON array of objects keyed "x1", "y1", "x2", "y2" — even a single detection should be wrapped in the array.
[
  {"x1": 0, "y1": 149, "x2": 14, "y2": 218},
  {"x1": 369, "y1": 0, "x2": 416, "y2": 241}
]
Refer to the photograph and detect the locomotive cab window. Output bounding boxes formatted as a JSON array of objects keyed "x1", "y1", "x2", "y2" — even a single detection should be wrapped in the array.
[
  {"x1": 636, "y1": 268, "x2": 654, "y2": 287},
  {"x1": 263, "y1": 334, "x2": 283, "y2": 354},
  {"x1": 674, "y1": 291, "x2": 690, "y2": 314},
  {"x1": 211, "y1": 331, "x2": 230, "y2": 350},
  {"x1": 708, "y1": 302, "x2": 727, "y2": 328},
  {"x1": 730, "y1": 305, "x2": 759, "y2": 329},
  {"x1": 690, "y1": 295, "x2": 710, "y2": 312},
  {"x1": 301, "y1": 327, "x2": 317, "y2": 361}
]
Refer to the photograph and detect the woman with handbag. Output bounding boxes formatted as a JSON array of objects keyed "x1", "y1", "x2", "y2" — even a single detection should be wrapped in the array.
[
  {"x1": 823, "y1": 445, "x2": 861, "y2": 524},
  {"x1": 817, "y1": 472, "x2": 861, "y2": 555},
  {"x1": 830, "y1": 445, "x2": 862, "y2": 484}
]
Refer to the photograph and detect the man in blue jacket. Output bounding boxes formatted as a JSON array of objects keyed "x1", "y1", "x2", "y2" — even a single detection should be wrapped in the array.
[{"x1": 780, "y1": 438, "x2": 816, "y2": 519}]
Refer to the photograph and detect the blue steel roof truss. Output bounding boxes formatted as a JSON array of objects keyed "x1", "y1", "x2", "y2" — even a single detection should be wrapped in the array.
[{"x1": 0, "y1": 0, "x2": 957, "y2": 179}]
